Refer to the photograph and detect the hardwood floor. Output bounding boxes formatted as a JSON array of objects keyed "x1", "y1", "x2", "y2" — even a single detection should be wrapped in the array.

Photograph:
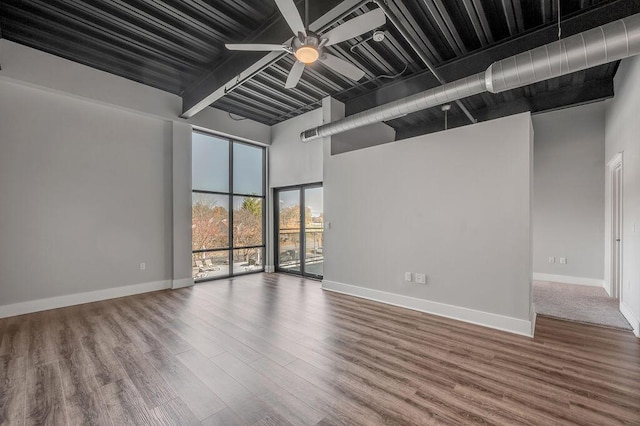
[{"x1": 1, "y1": 273, "x2": 639, "y2": 425}]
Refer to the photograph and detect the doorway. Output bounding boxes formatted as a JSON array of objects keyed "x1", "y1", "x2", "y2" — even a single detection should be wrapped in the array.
[
  {"x1": 274, "y1": 183, "x2": 323, "y2": 279},
  {"x1": 609, "y1": 153, "x2": 623, "y2": 299},
  {"x1": 532, "y1": 151, "x2": 631, "y2": 332}
]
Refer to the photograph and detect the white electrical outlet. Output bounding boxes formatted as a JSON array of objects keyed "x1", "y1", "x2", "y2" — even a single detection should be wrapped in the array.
[
  {"x1": 548, "y1": 257, "x2": 555, "y2": 263},
  {"x1": 404, "y1": 272, "x2": 412, "y2": 282},
  {"x1": 415, "y1": 273, "x2": 426, "y2": 284},
  {"x1": 559, "y1": 257, "x2": 567, "y2": 264},
  {"x1": 140, "y1": 262, "x2": 146, "y2": 271}
]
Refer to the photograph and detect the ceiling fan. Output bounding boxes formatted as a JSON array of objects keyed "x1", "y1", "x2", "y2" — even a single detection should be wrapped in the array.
[{"x1": 225, "y1": 0, "x2": 386, "y2": 89}]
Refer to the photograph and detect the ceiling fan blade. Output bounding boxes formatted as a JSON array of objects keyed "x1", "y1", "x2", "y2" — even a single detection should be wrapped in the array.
[
  {"x1": 285, "y1": 60, "x2": 306, "y2": 89},
  {"x1": 324, "y1": 9, "x2": 386, "y2": 46},
  {"x1": 320, "y1": 54, "x2": 365, "y2": 81},
  {"x1": 274, "y1": 0, "x2": 306, "y2": 36},
  {"x1": 225, "y1": 43, "x2": 285, "y2": 51}
]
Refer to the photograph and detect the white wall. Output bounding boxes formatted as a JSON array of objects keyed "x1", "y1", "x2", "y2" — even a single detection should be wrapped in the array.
[
  {"x1": 532, "y1": 102, "x2": 605, "y2": 284},
  {"x1": 0, "y1": 80, "x2": 172, "y2": 308},
  {"x1": 322, "y1": 113, "x2": 534, "y2": 335},
  {"x1": 605, "y1": 56, "x2": 640, "y2": 335}
]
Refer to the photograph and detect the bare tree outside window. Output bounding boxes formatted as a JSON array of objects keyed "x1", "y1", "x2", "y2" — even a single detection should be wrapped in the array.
[{"x1": 192, "y1": 133, "x2": 265, "y2": 280}]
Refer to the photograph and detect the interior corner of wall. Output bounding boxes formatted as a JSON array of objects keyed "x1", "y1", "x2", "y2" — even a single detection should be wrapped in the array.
[
  {"x1": 172, "y1": 277, "x2": 194, "y2": 289},
  {"x1": 321, "y1": 96, "x2": 345, "y2": 125}
]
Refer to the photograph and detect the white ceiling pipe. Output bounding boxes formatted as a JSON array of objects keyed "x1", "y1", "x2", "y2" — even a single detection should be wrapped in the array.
[{"x1": 301, "y1": 12, "x2": 640, "y2": 142}]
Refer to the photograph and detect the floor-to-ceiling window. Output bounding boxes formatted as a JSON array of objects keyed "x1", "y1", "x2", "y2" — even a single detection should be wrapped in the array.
[
  {"x1": 192, "y1": 131, "x2": 265, "y2": 281},
  {"x1": 275, "y1": 183, "x2": 323, "y2": 279}
]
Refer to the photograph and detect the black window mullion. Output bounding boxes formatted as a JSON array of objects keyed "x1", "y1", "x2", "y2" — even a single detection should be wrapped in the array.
[
  {"x1": 193, "y1": 189, "x2": 265, "y2": 199},
  {"x1": 192, "y1": 131, "x2": 266, "y2": 282},
  {"x1": 299, "y1": 186, "x2": 305, "y2": 276},
  {"x1": 228, "y1": 139, "x2": 234, "y2": 276},
  {"x1": 262, "y1": 148, "x2": 267, "y2": 250}
]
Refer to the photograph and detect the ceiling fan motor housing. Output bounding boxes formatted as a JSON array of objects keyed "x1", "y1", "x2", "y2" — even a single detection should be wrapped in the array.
[{"x1": 292, "y1": 31, "x2": 324, "y2": 63}]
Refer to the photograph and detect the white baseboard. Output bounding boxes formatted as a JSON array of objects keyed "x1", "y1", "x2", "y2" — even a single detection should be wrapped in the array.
[
  {"x1": 172, "y1": 277, "x2": 194, "y2": 289},
  {"x1": 619, "y1": 302, "x2": 640, "y2": 338},
  {"x1": 0, "y1": 280, "x2": 171, "y2": 319},
  {"x1": 265, "y1": 265, "x2": 275, "y2": 273},
  {"x1": 322, "y1": 280, "x2": 533, "y2": 337},
  {"x1": 533, "y1": 273, "x2": 605, "y2": 288}
]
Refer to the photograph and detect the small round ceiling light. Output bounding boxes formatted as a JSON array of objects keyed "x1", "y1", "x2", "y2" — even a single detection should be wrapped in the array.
[
  {"x1": 295, "y1": 46, "x2": 320, "y2": 64},
  {"x1": 372, "y1": 30, "x2": 386, "y2": 42}
]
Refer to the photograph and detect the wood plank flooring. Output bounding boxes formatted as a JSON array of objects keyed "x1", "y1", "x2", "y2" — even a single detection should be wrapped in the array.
[{"x1": 0, "y1": 273, "x2": 639, "y2": 425}]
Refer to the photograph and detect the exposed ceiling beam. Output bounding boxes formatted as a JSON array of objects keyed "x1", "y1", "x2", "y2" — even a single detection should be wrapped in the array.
[
  {"x1": 346, "y1": 0, "x2": 640, "y2": 115},
  {"x1": 180, "y1": 0, "x2": 363, "y2": 118},
  {"x1": 501, "y1": 0, "x2": 519, "y2": 35},
  {"x1": 394, "y1": 78, "x2": 614, "y2": 141},
  {"x1": 420, "y1": 0, "x2": 466, "y2": 55},
  {"x1": 386, "y1": 0, "x2": 441, "y2": 63},
  {"x1": 461, "y1": 0, "x2": 493, "y2": 45}
]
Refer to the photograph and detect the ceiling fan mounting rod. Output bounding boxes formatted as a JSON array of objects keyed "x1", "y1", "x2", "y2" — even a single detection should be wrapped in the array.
[{"x1": 372, "y1": 0, "x2": 477, "y2": 125}]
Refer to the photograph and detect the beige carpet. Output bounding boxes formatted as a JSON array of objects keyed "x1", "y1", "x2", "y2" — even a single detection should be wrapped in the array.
[{"x1": 533, "y1": 281, "x2": 632, "y2": 331}]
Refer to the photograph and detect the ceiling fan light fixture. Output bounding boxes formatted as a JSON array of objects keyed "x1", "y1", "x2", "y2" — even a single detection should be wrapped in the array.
[{"x1": 295, "y1": 45, "x2": 319, "y2": 64}]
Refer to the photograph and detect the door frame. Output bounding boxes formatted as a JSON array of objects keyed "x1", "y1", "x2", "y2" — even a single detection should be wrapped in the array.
[
  {"x1": 274, "y1": 182, "x2": 323, "y2": 279},
  {"x1": 607, "y1": 152, "x2": 623, "y2": 299}
]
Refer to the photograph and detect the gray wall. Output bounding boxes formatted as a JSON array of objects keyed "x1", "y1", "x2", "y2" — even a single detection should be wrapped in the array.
[
  {"x1": 267, "y1": 109, "x2": 324, "y2": 270},
  {"x1": 606, "y1": 55, "x2": 640, "y2": 330},
  {"x1": 532, "y1": 102, "x2": 605, "y2": 280},
  {"x1": 0, "y1": 39, "x2": 271, "y2": 145},
  {"x1": 0, "y1": 39, "x2": 273, "y2": 309},
  {"x1": 172, "y1": 122, "x2": 194, "y2": 288},
  {"x1": 323, "y1": 113, "x2": 533, "y2": 321},
  {"x1": 327, "y1": 97, "x2": 396, "y2": 155},
  {"x1": 269, "y1": 108, "x2": 324, "y2": 189},
  {"x1": 0, "y1": 80, "x2": 173, "y2": 304}
]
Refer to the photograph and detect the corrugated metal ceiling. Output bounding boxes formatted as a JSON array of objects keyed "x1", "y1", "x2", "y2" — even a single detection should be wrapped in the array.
[{"x1": 0, "y1": 0, "x2": 631, "y2": 134}]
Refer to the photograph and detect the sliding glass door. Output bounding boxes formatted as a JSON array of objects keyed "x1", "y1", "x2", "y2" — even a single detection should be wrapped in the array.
[
  {"x1": 303, "y1": 186, "x2": 324, "y2": 277},
  {"x1": 275, "y1": 184, "x2": 323, "y2": 279},
  {"x1": 192, "y1": 131, "x2": 265, "y2": 281}
]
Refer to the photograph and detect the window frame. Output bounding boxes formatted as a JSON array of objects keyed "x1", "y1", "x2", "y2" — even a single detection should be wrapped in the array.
[{"x1": 192, "y1": 131, "x2": 266, "y2": 282}]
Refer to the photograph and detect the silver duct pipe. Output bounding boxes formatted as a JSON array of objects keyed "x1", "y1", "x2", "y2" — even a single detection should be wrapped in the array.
[
  {"x1": 485, "y1": 14, "x2": 640, "y2": 92},
  {"x1": 301, "y1": 12, "x2": 640, "y2": 142}
]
